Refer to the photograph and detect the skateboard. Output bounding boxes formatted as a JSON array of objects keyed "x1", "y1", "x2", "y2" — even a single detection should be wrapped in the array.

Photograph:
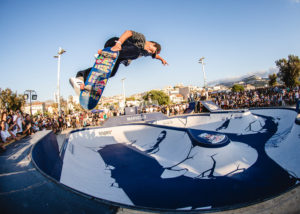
[{"x1": 79, "y1": 47, "x2": 119, "y2": 110}]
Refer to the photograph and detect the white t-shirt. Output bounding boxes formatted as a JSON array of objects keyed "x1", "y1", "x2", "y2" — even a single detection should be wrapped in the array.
[
  {"x1": 16, "y1": 117, "x2": 23, "y2": 133},
  {"x1": 1, "y1": 130, "x2": 11, "y2": 142}
]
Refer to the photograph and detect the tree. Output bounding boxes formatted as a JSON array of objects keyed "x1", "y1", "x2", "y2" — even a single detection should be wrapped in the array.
[
  {"x1": 43, "y1": 111, "x2": 52, "y2": 117},
  {"x1": 73, "y1": 103, "x2": 84, "y2": 112},
  {"x1": 275, "y1": 55, "x2": 300, "y2": 88},
  {"x1": 268, "y1": 73, "x2": 277, "y2": 87},
  {"x1": 60, "y1": 96, "x2": 68, "y2": 114},
  {"x1": 34, "y1": 110, "x2": 43, "y2": 117},
  {"x1": 126, "y1": 96, "x2": 136, "y2": 101},
  {"x1": 0, "y1": 88, "x2": 25, "y2": 111},
  {"x1": 232, "y1": 84, "x2": 244, "y2": 92},
  {"x1": 68, "y1": 95, "x2": 74, "y2": 104},
  {"x1": 143, "y1": 90, "x2": 170, "y2": 105},
  {"x1": 51, "y1": 103, "x2": 58, "y2": 114}
]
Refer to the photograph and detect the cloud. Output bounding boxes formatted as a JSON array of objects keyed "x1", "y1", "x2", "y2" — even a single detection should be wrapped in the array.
[
  {"x1": 208, "y1": 67, "x2": 279, "y2": 86},
  {"x1": 290, "y1": 0, "x2": 300, "y2": 3}
]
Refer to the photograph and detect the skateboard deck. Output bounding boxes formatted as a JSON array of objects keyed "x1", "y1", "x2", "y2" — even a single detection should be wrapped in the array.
[{"x1": 79, "y1": 47, "x2": 119, "y2": 110}]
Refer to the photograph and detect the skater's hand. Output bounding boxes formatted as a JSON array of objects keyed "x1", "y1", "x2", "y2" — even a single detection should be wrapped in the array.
[
  {"x1": 111, "y1": 43, "x2": 122, "y2": 52},
  {"x1": 155, "y1": 54, "x2": 169, "y2": 66},
  {"x1": 161, "y1": 59, "x2": 169, "y2": 66}
]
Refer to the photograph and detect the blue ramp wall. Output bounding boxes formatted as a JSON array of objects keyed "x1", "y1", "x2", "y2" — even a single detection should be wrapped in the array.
[{"x1": 31, "y1": 132, "x2": 63, "y2": 181}]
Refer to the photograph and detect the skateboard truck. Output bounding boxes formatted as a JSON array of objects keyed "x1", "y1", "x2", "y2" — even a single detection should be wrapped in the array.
[{"x1": 98, "y1": 50, "x2": 117, "y2": 59}]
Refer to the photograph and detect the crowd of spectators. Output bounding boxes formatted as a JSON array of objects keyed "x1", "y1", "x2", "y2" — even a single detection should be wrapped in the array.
[
  {"x1": 187, "y1": 86, "x2": 299, "y2": 111},
  {"x1": 139, "y1": 104, "x2": 189, "y2": 116},
  {"x1": 209, "y1": 86, "x2": 299, "y2": 109},
  {"x1": 0, "y1": 109, "x2": 112, "y2": 151},
  {"x1": 1, "y1": 109, "x2": 27, "y2": 150},
  {"x1": 64, "y1": 111, "x2": 112, "y2": 128},
  {"x1": 0, "y1": 102, "x2": 191, "y2": 151}
]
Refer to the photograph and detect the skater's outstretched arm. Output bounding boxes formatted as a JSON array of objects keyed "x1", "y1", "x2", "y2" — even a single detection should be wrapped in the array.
[
  {"x1": 103, "y1": 30, "x2": 168, "y2": 66},
  {"x1": 155, "y1": 54, "x2": 169, "y2": 65},
  {"x1": 111, "y1": 30, "x2": 133, "y2": 51}
]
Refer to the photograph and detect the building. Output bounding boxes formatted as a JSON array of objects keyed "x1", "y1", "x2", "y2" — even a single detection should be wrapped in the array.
[
  {"x1": 178, "y1": 87, "x2": 190, "y2": 101},
  {"x1": 213, "y1": 85, "x2": 229, "y2": 91},
  {"x1": 162, "y1": 86, "x2": 174, "y2": 95},
  {"x1": 170, "y1": 94, "x2": 184, "y2": 103},
  {"x1": 244, "y1": 84, "x2": 256, "y2": 90},
  {"x1": 24, "y1": 102, "x2": 45, "y2": 115},
  {"x1": 67, "y1": 96, "x2": 79, "y2": 112},
  {"x1": 100, "y1": 95, "x2": 124, "y2": 108}
]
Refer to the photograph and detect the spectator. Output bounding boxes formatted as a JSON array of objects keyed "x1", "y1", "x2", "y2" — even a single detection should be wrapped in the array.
[
  {"x1": 7, "y1": 116, "x2": 21, "y2": 137},
  {"x1": 23, "y1": 114, "x2": 33, "y2": 136},
  {"x1": 0, "y1": 139, "x2": 5, "y2": 151},
  {"x1": 1, "y1": 120, "x2": 19, "y2": 143},
  {"x1": 14, "y1": 110, "x2": 24, "y2": 135}
]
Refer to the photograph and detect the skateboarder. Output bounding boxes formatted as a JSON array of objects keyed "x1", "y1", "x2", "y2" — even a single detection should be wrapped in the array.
[{"x1": 70, "y1": 30, "x2": 168, "y2": 95}]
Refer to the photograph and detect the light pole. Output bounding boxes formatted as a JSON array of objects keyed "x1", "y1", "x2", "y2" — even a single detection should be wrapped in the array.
[
  {"x1": 198, "y1": 57, "x2": 207, "y2": 88},
  {"x1": 198, "y1": 57, "x2": 208, "y2": 99},
  {"x1": 54, "y1": 47, "x2": 66, "y2": 116},
  {"x1": 121, "y1": 78, "x2": 126, "y2": 108},
  {"x1": 24, "y1": 90, "x2": 37, "y2": 116}
]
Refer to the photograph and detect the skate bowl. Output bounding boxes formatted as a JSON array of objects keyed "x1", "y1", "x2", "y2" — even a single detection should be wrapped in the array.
[{"x1": 31, "y1": 107, "x2": 300, "y2": 213}]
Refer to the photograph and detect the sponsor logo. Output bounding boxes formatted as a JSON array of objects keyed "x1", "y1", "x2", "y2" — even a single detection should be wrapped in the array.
[
  {"x1": 126, "y1": 115, "x2": 147, "y2": 121},
  {"x1": 97, "y1": 64, "x2": 110, "y2": 73},
  {"x1": 98, "y1": 130, "x2": 112, "y2": 136},
  {"x1": 88, "y1": 72, "x2": 101, "y2": 83},
  {"x1": 198, "y1": 133, "x2": 225, "y2": 144},
  {"x1": 90, "y1": 90, "x2": 100, "y2": 100},
  {"x1": 102, "y1": 58, "x2": 113, "y2": 66},
  {"x1": 161, "y1": 120, "x2": 173, "y2": 125},
  {"x1": 96, "y1": 59, "x2": 104, "y2": 64}
]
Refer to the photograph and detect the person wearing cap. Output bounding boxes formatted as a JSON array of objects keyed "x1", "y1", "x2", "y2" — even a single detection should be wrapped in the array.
[{"x1": 70, "y1": 30, "x2": 168, "y2": 95}]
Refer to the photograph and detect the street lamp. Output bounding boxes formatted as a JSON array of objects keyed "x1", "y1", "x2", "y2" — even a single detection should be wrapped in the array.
[
  {"x1": 198, "y1": 57, "x2": 208, "y2": 99},
  {"x1": 54, "y1": 47, "x2": 66, "y2": 116},
  {"x1": 121, "y1": 78, "x2": 126, "y2": 108},
  {"x1": 24, "y1": 90, "x2": 37, "y2": 116},
  {"x1": 198, "y1": 57, "x2": 207, "y2": 89}
]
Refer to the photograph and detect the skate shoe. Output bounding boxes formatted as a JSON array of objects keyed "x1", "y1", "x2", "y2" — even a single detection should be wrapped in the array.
[{"x1": 69, "y1": 77, "x2": 84, "y2": 96}]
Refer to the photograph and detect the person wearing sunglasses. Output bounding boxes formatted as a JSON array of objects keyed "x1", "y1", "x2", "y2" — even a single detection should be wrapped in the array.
[{"x1": 70, "y1": 30, "x2": 168, "y2": 95}]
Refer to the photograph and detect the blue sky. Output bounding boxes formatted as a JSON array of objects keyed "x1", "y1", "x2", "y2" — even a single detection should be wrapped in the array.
[{"x1": 0, "y1": 0, "x2": 300, "y2": 101}]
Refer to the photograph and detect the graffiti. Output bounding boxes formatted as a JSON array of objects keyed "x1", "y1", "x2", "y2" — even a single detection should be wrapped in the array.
[
  {"x1": 145, "y1": 130, "x2": 167, "y2": 154},
  {"x1": 61, "y1": 109, "x2": 300, "y2": 210},
  {"x1": 198, "y1": 133, "x2": 226, "y2": 144}
]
